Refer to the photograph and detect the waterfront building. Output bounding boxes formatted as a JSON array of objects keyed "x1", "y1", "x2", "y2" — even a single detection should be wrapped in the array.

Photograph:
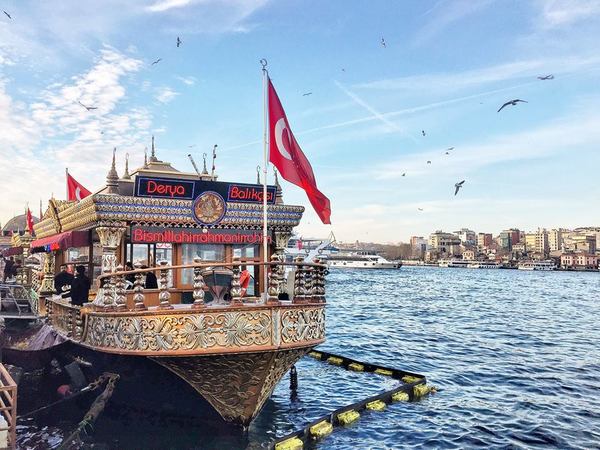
[
  {"x1": 477, "y1": 233, "x2": 493, "y2": 250},
  {"x1": 410, "y1": 236, "x2": 428, "y2": 259},
  {"x1": 462, "y1": 249, "x2": 476, "y2": 261},
  {"x1": 560, "y1": 251, "x2": 598, "y2": 270},
  {"x1": 564, "y1": 234, "x2": 596, "y2": 254},
  {"x1": 549, "y1": 228, "x2": 569, "y2": 252},
  {"x1": 497, "y1": 230, "x2": 513, "y2": 251},
  {"x1": 453, "y1": 228, "x2": 477, "y2": 246},
  {"x1": 524, "y1": 228, "x2": 549, "y2": 256},
  {"x1": 428, "y1": 231, "x2": 462, "y2": 257}
]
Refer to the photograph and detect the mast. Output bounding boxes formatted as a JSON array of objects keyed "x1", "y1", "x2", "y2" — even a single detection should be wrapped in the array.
[{"x1": 261, "y1": 58, "x2": 269, "y2": 301}]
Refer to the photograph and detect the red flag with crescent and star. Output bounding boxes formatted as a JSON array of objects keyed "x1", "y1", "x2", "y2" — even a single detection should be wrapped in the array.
[
  {"x1": 268, "y1": 78, "x2": 331, "y2": 224},
  {"x1": 67, "y1": 172, "x2": 92, "y2": 201},
  {"x1": 26, "y1": 207, "x2": 34, "y2": 235}
]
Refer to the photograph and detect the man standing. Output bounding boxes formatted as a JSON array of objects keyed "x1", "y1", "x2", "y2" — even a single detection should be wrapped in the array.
[
  {"x1": 3, "y1": 257, "x2": 14, "y2": 282},
  {"x1": 54, "y1": 264, "x2": 74, "y2": 297},
  {"x1": 70, "y1": 265, "x2": 91, "y2": 306}
]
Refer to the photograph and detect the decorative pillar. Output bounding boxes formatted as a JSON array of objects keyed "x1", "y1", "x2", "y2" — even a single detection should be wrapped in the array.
[
  {"x1": 230, "y1": 257, "x2": 242, "y2": 305},
  {"x1": 102, "y1": 267, "x2": 116, "y2": 310},
  {"x1": 39, "y1": 251, "x2": 56, "y2": 296},
  {"x1": 266, "y1": 254, "x2": 281, "y2": 305},
  {"x1": 158, "y1": 260, "x2": 173, "y2": 310},
  {"x1": 114, "y1": 264, "x2": 127, "y2": 311},
  {"x1": 96, "y1": 226, "x2": 126, "y2": 274},
  {"x1": 192, "y1": 257, "x2": 205, "y2": 309},
  {"x1": 293, "y1": 256, "x2": 306, "y2": 303},
  {"x1": 133, "y1": 262, "x2": 147, "y2": 311},
  {"x1": 274, "y1": 231, "x2": 291, "y2": 260}
]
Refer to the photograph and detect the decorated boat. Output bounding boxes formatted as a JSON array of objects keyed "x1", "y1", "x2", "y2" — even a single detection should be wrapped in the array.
[{"x1": 23, "y1": 142, "x2": 327, "y2": 426}]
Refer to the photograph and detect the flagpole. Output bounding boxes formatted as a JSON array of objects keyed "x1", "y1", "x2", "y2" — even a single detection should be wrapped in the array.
[
  {"x1": 260, "y1": 58, "x2": 269, "y2": 301},
  {"x1": 65, "y1": 167, "x2": 68, "y2": 200}
]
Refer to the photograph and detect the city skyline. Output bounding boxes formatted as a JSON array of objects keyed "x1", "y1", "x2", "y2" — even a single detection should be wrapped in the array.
[{"x1": 1, "y1": 1, "x2": 600, "y2": 241}]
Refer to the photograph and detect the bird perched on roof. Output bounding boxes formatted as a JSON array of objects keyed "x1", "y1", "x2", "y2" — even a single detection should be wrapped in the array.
[
  {"x1": 3, "y1": 11, "x2": 11, "y2": 19},
  {"x1": 77, "y1": 101, "x2": 97, "y2": 111},
  {"x1": 454, "y1": 180, "x2": 465, "y2": 196},
  {"x1": 302, "y1": 92, "x2": 312, "y2": 96},
  {"x1": 177, "y1": 37, "x2": 182, "y2": 47},
  {"x1": 151, "y1": 58, "x2": 162, "y2": 65},
  {"x1": 497, "y1": 99, "x2": 527, "y2": 112},
  {"x1": 381, "y1": 37, "x2": 386, "y2": 48},
  {"x1": 537, "y1": 74, "x2": 554, "y2": 80}
]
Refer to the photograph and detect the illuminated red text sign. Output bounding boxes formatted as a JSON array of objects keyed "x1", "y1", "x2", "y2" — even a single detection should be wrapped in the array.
[{"x1": 131, "y1": 226, "x2": 271, "y2": 244}]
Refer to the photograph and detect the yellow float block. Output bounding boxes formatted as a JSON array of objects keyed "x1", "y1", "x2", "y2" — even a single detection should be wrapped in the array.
[
  {"x1": 337, "y1": 410, "x2": 360, "y2": 425},
  {"x1": 365, "y1": 400, "x2": 386, "y2": 411},
  {"x1": 309, "y1": 420, "x2": 333, "y2": 439},
  {"x1": 392, "y1": 391, "x2": 410, "y2": 402},
  {"x1": 275, "y1": 437, "x2": 303, "y2": 450},
  {"x1": 374, "y1": 368, "x2": 393, "y2": 376},
  {"x1": 327, "y1": 356, "x2": 344, "y2": 366},
  {"x1": 348, "y1": 362, "x2": 364, "y2": 372},
  {"x1": 402, "y1": 375, "x2": 423, "y2": 384},
  {"x1": 308, "y1": 351, "x2": 322, "y2": 360},
  {"x1": 413, "y1": 384, "x2": 432, "y2": 398}
]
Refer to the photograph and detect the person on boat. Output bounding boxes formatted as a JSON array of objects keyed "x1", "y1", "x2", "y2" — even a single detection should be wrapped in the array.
[
  {"x1": 70, "y1": 265, "x2": 91, "y2": 306},
  {"x1": 54, "y1": 264, "x2": 74, "y2": 297},
  {"x1": 240, "y1": 269, "x2": 251, "y2": 297},
  {"x1": 2, "y1": 257, "x2": 14, "y2": 282},
  {"x1": 124, "y1": 261, "x2": 136, "y2": 289},
  {"x1": 142, "y1": 265, "x2": 158, "y2": 289}
]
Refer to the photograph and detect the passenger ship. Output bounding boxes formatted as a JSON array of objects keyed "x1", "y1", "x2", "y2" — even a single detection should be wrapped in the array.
[
  {"x1": 327, "y1": 251, "x2": 401, "y2": 269},
  {"x1": 517, "y1": 260, "x2": 556, "y2": 271},
  {"x1": 4, "y1": 143, "x2": 327, "y2": 426}
]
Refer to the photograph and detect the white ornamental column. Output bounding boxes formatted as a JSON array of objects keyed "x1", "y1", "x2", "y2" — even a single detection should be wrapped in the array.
[{"x1": 96, "y1": 226, "x2": 126, "y2": 274}]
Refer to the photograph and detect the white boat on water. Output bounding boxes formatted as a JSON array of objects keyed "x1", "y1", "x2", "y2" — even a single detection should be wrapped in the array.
[
  {"x1": 284, "y1": 232, "x2": 338, "y2": 263},
  {"x1": 327, "y1": 251, "x2": 401, "y2": 269},
  {"x1": 438, "y1": 259, "x2": 470, "y2": 268},
  {"x1": 517, "y1": 260, "x2": 556, "y2": 271},
  {"x1": 467, "y1": 261, "x2": 502, "y2": 269}
]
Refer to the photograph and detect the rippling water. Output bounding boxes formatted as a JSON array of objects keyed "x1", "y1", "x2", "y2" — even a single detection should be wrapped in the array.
[{"x1": 18, "y1": 267, "x2": 600, "y2": 449}]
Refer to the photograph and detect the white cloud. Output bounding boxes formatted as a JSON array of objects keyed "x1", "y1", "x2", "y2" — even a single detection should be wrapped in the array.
[
  {"x1": 538, "y1": 0, "x2": 600, "y2": 27},
  {"x1": 146, "y1": 0, "x2": 193, "y2": 13},
  {"x1": 175, "y1": 75, "x2": 197, "y2": 86},
  {"x1": 155, "y1": 86, "x2": 179, "y2": 103}
]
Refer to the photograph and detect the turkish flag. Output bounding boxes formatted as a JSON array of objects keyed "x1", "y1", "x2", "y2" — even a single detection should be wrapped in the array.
[
  {"x1": 67, "y1": 172, "x2": 92, "y2": 201},
  {"x1": 26, "y1": 208, "x2": 34, "y2": 235},
  {"x1": 268, "y1": 78, "x2": 331, "y2": 224}
]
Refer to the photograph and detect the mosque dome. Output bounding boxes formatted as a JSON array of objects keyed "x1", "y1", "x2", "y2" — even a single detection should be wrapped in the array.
[{"x1": 2, "y1": 214, "x2": 39, "y2": 233}]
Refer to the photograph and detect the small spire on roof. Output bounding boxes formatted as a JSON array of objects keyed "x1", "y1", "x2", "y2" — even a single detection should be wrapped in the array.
[
  {"x1": 202, "y1": 153, "x2": 209, "y2": 175},
  {"x1": 122, "y1": 153, "x2": 131, "y2": 180},
  {"x1": 256, "y1": 165, "x2": 261, "y2": 184},
  {"x1": 274, "y1": 167, "x2": 283, "y2": 204},
  {"x1": 106, "y1": 147, "x2": 119, "y2": 194},
  {"x1": 144, "y1": 147, "x2": 148, "y2": 168},
  {"x1": 149, "y1": 135, "x2": 158, "y2": 162}
]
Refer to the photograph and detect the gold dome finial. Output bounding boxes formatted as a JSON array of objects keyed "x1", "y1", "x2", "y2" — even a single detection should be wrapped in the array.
[
  {"x1": 122, "y1": 153, "x2": 131, "y2": 180},
  {"x1": 106, "y1": 147, "x2": 119, "y2": 194},
  {"x1": 149, "y1": 135, "x2": 158, "y2": 162}
]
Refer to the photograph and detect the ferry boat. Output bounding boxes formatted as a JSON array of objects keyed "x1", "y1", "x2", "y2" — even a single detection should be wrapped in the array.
[
  {"x1": 327, "y1": 251, "x2": 401, "y2": 269},
  {"x1": 438, "y1": 259, "x2": 470, "y2": 268},
  {"x1": 466, "y1": 261, "x2": 502, "y2": 269},
  {"x1": 517, "y1": 260, "x2": 556, "y2": 271},
  {"x1": 5, "y1": 143, "x2": 327, "y2": 427}
]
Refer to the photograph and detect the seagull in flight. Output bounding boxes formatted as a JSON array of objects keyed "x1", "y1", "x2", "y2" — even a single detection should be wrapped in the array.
[
  {"x1": 537, "y1": 74, "x2": 554, "y2": 80},
  {"x1": 77, "y1": 101, "x2": 97, "y2": 111},
  {"x1": 177, "y1": 37, "x2": 182, "y2": 48},
  {"x1": 381, "y1": 37, "x2": 386, "y2": 48},
  {"x1": 188, "y1": 144, "x2": 196, "y2": 148},
  {"x1": 427, "y1": 160, "x2": 432, "y2": 164},
  {"x1": 3, "y1": 11, "x2": 11, "y2": 19},
  {"x1": 421, "y1": 130, "x2": 426, "y2": 136},
  {"x1": 151, "y1": 58, "x2": 162, "y2": 65},
  {"x1": 454, "y1": 180, "x2": 465, "y2": 196},
  {"x1": 497, "y1": 99, "x2": 527, "y2": 112},
  {"x1": 446, "y1": 147, "x2": 454, "y2": 152},
  {"x1": 418, "y1": 208, "x2": 424, "y2": 211},
  {"x1": 401, "y1": 173, "x2": 406, "y2": 177},
  {"x1": 302, "y1": 92, "x2": 312, "y2": 96}
]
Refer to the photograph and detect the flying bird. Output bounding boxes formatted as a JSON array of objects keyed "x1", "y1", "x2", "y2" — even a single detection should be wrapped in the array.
[
  {"x1": 401, "y1": 173, "x2": 406, "y2": 177},
  {"x1": 188, "y1": 144, "x2": 196, "y2": 148},
  {"x1": 445, "y1": 151, "x2": 450, "y2": 155},
  {"x1": 341, "y1": 68, "x2": 346, "y2": 72},
  {"x1": 446, "y1": 147, "x2": 454, "y2": 151},
  {"x1": 151, "y1": 58, "x2": 162, "y2": 65},
  {"x1": 3, "y1": 11, "x2": 11, "y2": 19},
  {"x1": 421, "y1": 130, "x2": 426, "y2": 136},
  {"x1": 454, "y1": 180, "x2": 465, "y2": 196},
  {"x1": 497, "y1": 99, "x2": 528, "y2": 112},
  {"x1": 77, "y1": 101, "x2": 97, "y2": 111},
  {"x1": 381, "y1": 37, "x2": 386, "y2": 48},
  {"x1": 427, "y1": 160, "x2": 431, "y2": 164},
  {"x1": 537, "y1": 74, "x2": 554, "y2": 80},
  {"x1": 418, "y1": 208, "x2": 424, "y2": 211},
  {"x1": 176, "y1": 37, "x2": 182, "y2": 47},
  {"x1": 302, "y1": 92, "x2": 312, "y2": 96}
]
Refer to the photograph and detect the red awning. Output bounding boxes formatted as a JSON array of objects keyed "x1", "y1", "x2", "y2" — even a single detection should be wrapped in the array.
[{"x1": 30, "y1": 231, "x2": 89, "y2": 253}]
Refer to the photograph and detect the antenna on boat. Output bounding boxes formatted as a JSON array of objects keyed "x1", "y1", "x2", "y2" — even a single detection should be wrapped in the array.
[
  {"x1": 256, "y1": 165, "x2": 261, "y2": 184},
  {"x1": 188, "y1": 154, "x2": 202, "y2": 179}
]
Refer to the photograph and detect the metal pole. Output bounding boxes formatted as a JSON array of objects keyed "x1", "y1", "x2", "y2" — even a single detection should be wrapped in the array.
[
  {"x1": 261, "y1": 59, "x2": 269, "y2": 302},
  {"x1": 65, "y1": 167, "x2": 68, "y2": 200}
]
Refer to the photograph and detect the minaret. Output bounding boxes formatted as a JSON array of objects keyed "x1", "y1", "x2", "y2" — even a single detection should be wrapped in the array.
[
  {"x1": 122, "y1": 153, "x2": 131, "y2": 180},
  {"x1": 105, "y1": 148, "x2": 120, "y2": 194},
  {"x1": 274, "y1": 168, "x2": 283, "y2": 204},
  {"x1": 149, "y1": 135, "x2": 158, "y2": 163}
]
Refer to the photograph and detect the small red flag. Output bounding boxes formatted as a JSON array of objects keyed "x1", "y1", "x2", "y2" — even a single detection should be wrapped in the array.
[
  {"x1": 268, "y1": 78, "x2": 331, "y2": 224},
  {"x1": 67, "y1": 172, "x2": 92, "y2": 201},
  {"x1": 26, "y1": 208, "x2": 34, "y2": 235}
]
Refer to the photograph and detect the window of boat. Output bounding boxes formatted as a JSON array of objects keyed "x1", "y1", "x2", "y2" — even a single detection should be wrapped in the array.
[
  {"x1": 181, "y1": 244, "x2": 225, "y2": 284},
  {"x1": 233, "y1": 244, "x2": 259, "y2": 259}
]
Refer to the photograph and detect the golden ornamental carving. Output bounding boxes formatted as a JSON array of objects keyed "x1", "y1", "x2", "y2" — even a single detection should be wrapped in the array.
[{"x1": 281, "y1": 307, "x2": 326, "y2": 344}]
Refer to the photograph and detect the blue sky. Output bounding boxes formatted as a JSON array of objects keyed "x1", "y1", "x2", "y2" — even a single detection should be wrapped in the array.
[{"x1": 1, "y1": 0, "x2": 599, "y2": 242}]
